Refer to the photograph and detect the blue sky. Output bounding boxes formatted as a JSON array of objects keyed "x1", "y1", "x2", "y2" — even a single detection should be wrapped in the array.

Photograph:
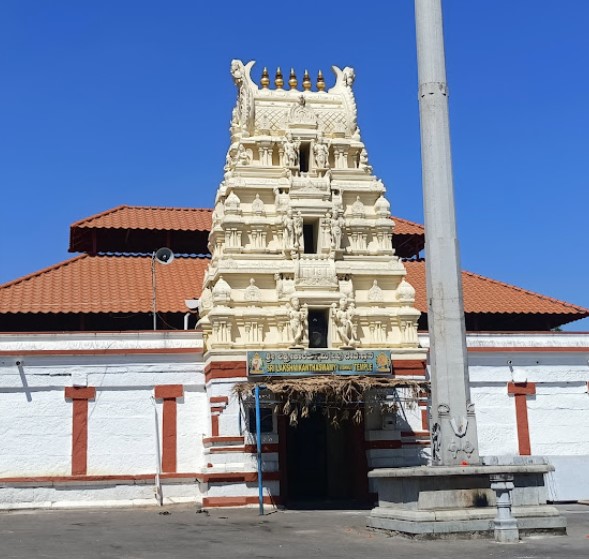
[{"x1": 0, "y1": 1, "x2": 587, "y2": 330}]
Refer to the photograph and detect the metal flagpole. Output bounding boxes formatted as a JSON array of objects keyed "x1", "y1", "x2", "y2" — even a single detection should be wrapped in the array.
[{"x1": 254, "y1": 384, "x2": 264, "y2": 515}]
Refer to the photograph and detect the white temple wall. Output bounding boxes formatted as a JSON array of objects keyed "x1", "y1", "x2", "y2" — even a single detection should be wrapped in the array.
[
  {"x1": 87, "y1": 389, "x2": 154, "y2": 475},
  {"x1": 177, "y1": 388, "x2": 208, "y2": 473},
  {"x1": 454, "y1": 333, "x2": 589, "y2": 502},
  {"x1": 1, "y1": 331, "x2": 588, "y2": 508},
  {"x1": 0, "y1": 390, "x2": 72, "y2": 477},
  {"x1": 470, "y1": 384, "x2": 519, "y2": 456},
  {"x1": 528, "y1": 389, "x2": 589, "y2": 455},
  {"x1": 0, "y1": 332, "x2": 206, "y2": 509}
]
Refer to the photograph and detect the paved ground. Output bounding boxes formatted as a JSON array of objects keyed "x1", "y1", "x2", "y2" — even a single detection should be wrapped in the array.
[{"x1": 1, "y1": 503, "x2": 588, "y2": 558}]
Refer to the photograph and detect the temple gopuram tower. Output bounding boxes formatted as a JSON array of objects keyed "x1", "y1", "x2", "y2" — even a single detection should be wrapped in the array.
[
  {"x1": 197, "y1": 62, "x2": 427, "y2": 507},
  {"x1": 199, "y1": 61, "x2": 423, "y2": 356}
]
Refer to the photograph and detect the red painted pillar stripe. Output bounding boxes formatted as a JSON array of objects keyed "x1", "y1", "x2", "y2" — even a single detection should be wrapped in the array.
[
  {"x1": 64, "y1": 387, "x2": 96, "y2": 476},
  {"x1": 155, "y1": 385, "x2": 184, "y2": 473},
  {"x1": 507, "y1": 382, "x2": 536, "y2": 456},
  {"x1": 209, "y1": 396, "x2": 229, "y2": 437}
]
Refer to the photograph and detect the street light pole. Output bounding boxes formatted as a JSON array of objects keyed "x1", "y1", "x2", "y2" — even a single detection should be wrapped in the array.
[
  {"x1": 414, "y1": 0, "x2": 480, "y2": 465},
  {"x1": 151, "y1": 248, "x2": 175, "y2": 332},
  {"x1": 152, "y1": 252, "x2": 157, "y2": 331}
]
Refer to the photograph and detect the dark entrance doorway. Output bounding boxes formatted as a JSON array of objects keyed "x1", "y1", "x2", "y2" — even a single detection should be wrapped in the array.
[
  {"x1": 279, "y1": 409, "x2": 369, "y2": 507},
  {"x1": 308, "y1": 309, "x2": 329, "y2": 348}
]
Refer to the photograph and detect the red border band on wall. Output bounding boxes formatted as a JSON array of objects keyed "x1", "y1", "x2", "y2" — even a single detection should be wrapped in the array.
[
  {"x1": 64, "y1": 386, "x2": 96, "y2": 476},
  {"x1": 392, "y1": 360, "x2": 427, "y2": 377},
  {"x1": 155, "y1": 385, "x2": 184, "y2": 473},
  {"x1": 507, "y1": 382, "x2": 536, "y2": 456}
]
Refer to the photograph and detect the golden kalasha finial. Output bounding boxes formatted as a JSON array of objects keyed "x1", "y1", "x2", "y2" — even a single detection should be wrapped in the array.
[
  {"x1": 316, "y1": 70, "x2": 325, "y2": 92},
  {"x1": 260, "y1": 67, "x2": 270, "y2": 89},
  {"x1": 275, "y1": 67, "x2": 284, "y2": 89},
  {"x1": 289, "y1": 68, "x2": 298, "y2": 90},
  {"x1": 302, "y1": 69, "x2": 312, "y2": 91}
]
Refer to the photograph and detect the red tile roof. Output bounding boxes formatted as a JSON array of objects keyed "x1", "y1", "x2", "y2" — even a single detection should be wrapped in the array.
[
  {"x1": 403, "y1": 260, "x2": 588, "y2": 316},
  {"x1": 71, "y1": 205, "x2": 213, "y2": 232},
  {"x1": 0, "y1": 254, "x2": 208, "y2": 314},
  {"x1": 393, "y1": 216, "x2": 424, "y2": 236},
  {"x1": 1, "y1": 255, "x2": 586, "y2": 320},
  {"x1": 71, "y1": 205, "x2": 422, "y2": 235},
  {"x1": 69, "y1": 205, "x2": 426, "y2": 258}
]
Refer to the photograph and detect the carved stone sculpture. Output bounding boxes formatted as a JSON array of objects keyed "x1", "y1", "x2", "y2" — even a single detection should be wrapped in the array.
[
  {"x1": 224, "y1": 190, "x2": 241, "y2": 214},
  {"x1": 321, "y1": 212, "x2": 332, "y2": 250},
  {"x1": 283, "y1": 209, "x2": 295, "y2": 250},
  {"x1": 368, "y1": 280, "x2": 384, "y2": 302},
  {"x1": 287, "y1": 297, "x2": 307, "y2": 348},
  {"x1": 338, "y1": 275, "x2": 354, "y2": 300},
  {"x1": 294, "y1": 211, "x2": 304, "y2": 251},
  {"x1": 212, "y1": 276, "x2": 232, "y2": 304},
  {"x1": 251, "y1": 193, "x2": 265, "y2": 215},
  {"x1": 331, "y1": 297, "x2": 359, "y2": 349},
  {"x1": 358, "y1": 148, "x2": 372, "y2": 173},
  {"x1": 273, "y1": 187, "x2": 289, "y2": 214},
  {"x1": 244, "y1": 278, "x2": 261, "y2": 303},
  {"x1": 274, "y1": 273, "x2": 284, "y2": 299},
  {"x1": 283, "y1": 135, "x2": 299, "y2": 168},
  {"x1": 342, "y1": 66, "x2": 355, "y2": 87},
  {"x1": 350, "y1": 196, "x2": 365, "y2": 218},
  {"x1": 396, "y1": 278, "x2": 416, "y2": 303},
  {"x1": 374, "y1": 194, "x2": 390, "y2": 217},
  {"x1": 236, "y1": 143, "x2": 251, "y2": 166},
  {"x1": 313, "y1": 137, "x2": 330, "y2": 169},
  {"x1": 330, "y1": 211, "x2": 344, "y2": 251}
]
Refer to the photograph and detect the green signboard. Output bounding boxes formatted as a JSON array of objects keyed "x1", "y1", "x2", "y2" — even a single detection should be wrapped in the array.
[{"x1": 246, "y1": 349, "x2": 392, "y2": 377}]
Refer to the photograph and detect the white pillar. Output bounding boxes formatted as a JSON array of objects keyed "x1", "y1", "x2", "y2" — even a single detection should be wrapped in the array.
[{"x1": 415, "y1": 0, "x2": 480, "y2": 465}]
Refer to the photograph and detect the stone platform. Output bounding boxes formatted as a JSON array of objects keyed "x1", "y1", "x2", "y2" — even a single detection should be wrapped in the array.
[{"x1": 367, "y1": 462, "x2": 566, "y2": 539}]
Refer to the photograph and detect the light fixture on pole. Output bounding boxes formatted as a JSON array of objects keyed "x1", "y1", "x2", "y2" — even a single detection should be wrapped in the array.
[{"x1": 152, "y1": 247, "x2": 175, "y2": 331}]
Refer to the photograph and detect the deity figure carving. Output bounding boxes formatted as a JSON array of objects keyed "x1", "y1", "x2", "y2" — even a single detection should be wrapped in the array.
[
  {"x1": 211, "y1": 200, "x2": 224, "y2": 229},
  {"x1": 431, "y1": 423, "x2": 442, "y2": 464},
  {"x1": 338, "y1": 275, "x2": 354, "y2": 300},
  {"x1": 224, "y1": 148, "x2": 236, "y2": 171},
  {"x1": 358, "y1": 148, "x2": 372, "y2": 173},
  {"x1": 350, "y1": 196, "x2": 365, "y2": 218},
  {"x1": 273, "y1": 187, "x2": 290, "y2": 214},
  {"x1": 283, "y1": 209, "x2": 295, "y2": 250},
  {"x1": 251, "y1": 193, "x2": 265, "y2": 215},
  {"x1": 274, "y1": 273, "x2": 284, "y2": 299},
  {"x1": 236, "y1": 143, "x2": 251, "y2": 165},
  {"x1": 294, "y1": 211, "x2": 304, "y2": 251},
  {"x1": 321, "y1": 212, "x2": 332, "y2": 250},
  {"x1": 230, "y1": 106, "x2": 239, "y2": 128},
  {"x1": 287, "y1": 297, "x2": 307, "y2": 348},
  {"x1": 244, "y1": 278, "x2": 261, "y2": 303},
  {"x1": 330, "y1": 211, "x2": 345, "y2": 251},
  {"x1": 283, "y1": 135, "x2": 300, "y2": 168},
  {"x1": 200, "y1": 287, "x2": 213, "y2": 311},
  {"x1": 331, "y1": 188, "x2": 343, "y2": 216},
  {"x1": 313, "y1": 136, "x2": 330, "y2": 169},
  {"x1": 331, "y1": 297, "x2": 359, "y2": 349}
]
